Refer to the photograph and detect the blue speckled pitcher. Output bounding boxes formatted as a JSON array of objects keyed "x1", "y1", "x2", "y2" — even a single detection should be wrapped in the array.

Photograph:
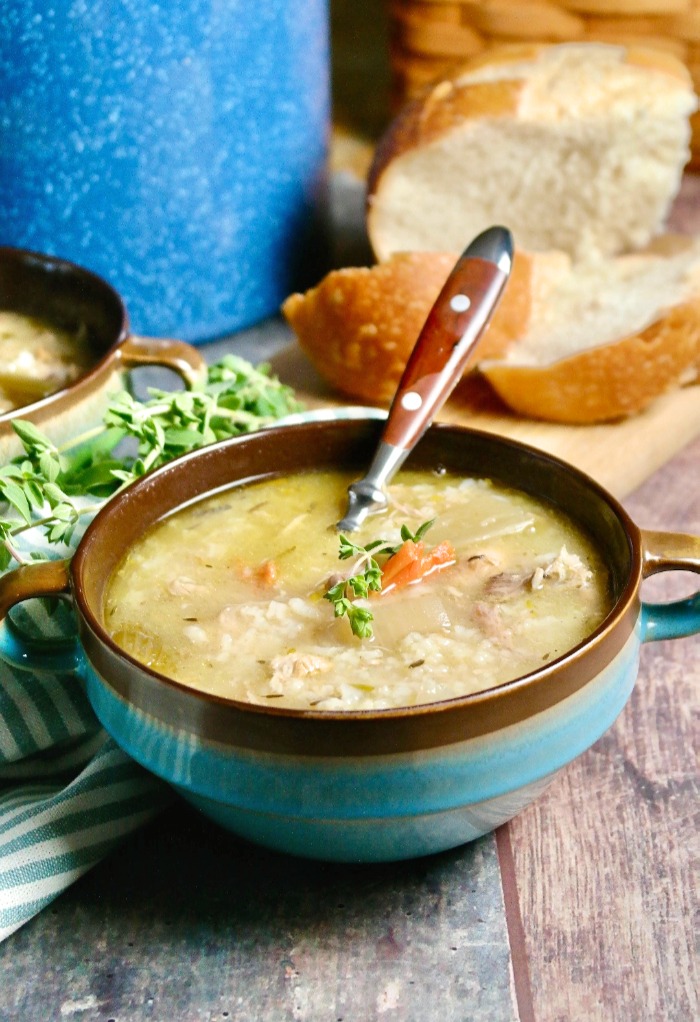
[{"x1": 0, "y1": 0, "x2": 329, "y2": 341}]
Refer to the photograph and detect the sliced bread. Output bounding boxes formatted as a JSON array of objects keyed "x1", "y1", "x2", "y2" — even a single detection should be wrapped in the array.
[
  {"x1": 281, "y1": 249, "x2": 561, "y2": 405},
  {"x1": 283, "y1": 236, "x2": 700, "y2": 421},
  {"x1": 480, "y1": 234, "x2": 700, "y2": 423},
  {"x1": 367, "y1": 43, "x2": 696, "y2": 263}
]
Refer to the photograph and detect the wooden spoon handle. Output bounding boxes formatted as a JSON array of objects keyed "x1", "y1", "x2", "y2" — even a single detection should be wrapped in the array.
[
  {"x1": 382, "y1": 226, "x2": 513, "y2": 451},
  {"x1": 337, "y1": 227, "x2": 513, "y2": 533}
]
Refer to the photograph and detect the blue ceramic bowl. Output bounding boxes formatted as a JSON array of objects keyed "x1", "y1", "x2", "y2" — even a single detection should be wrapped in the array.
[{"x1": 0, "y1": 420, "x2": 698, "y2": 862}]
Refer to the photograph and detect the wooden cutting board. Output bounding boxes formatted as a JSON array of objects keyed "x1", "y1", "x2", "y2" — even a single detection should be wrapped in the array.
[{"x1": 271, "y1": 342, "x2": 700, "y2": 503}]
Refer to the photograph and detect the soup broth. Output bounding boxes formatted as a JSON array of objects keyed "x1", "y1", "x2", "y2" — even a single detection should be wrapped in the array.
[
  {"x1": 0, "y1": 311, "x2": 93, "y2": 412},
  {"x1": 104, "y1": 469, "x2": 611, "y2": 710}
]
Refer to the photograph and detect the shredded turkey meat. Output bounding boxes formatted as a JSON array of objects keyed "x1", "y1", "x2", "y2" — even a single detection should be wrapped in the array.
[
  {"x1": 168, "y1": 576, "x2": 207, "y2": 597},
  {"x1": 268, "y1": 652, "x2": 333, "y2": 694},
  {"x1": 472, "y1": 602, "x2": 513, "y2": 647},
  {"x1": 531, "y1": 546, "x2": 592, "y2": 590}
]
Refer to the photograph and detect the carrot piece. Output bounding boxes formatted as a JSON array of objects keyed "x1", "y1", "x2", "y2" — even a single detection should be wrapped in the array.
[
  {"x1": 254, "y1": 559, "x2": 278, "y2": 586},
  {"x1": 380, "y1": 539, "x2": 456, "y2": 593},
  {"x1": 381, "y1": 540, "x2": 423, "y2": 589},
  {"x1": 428, "y1": 540, "x2": 456, "y2": 570}
]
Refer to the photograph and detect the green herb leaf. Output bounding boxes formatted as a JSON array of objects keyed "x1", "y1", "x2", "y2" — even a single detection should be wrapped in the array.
[
  {"x1": 0, "y1": 355, "x2": 303, "y2": 569},
  {"x1": 397, "y1": 519, "x2": 435, "y2": 548},
  {"x1": 11, "y1": 419, "x2": 55, "y2": 450},
  {"x1": 0, "y1": 479, "x2": 33, "y2": 524},
  {"x1": 324, "y1": 521, "x2": 438, "y2": 639},
  {"x1": 324, "y1": 535, "x2": 391, "y2": 640}
]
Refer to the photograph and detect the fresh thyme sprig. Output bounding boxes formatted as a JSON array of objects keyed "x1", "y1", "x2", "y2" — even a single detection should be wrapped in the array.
[
  {"x1": 0, "y1": 355, "x2": 302, "y2": 570},
  {"x1": 103, "y1": 355, "x2": 303, "y2": 479},
  {"x1": 324, "y1": 520, "x2": 435, "y2": 639},
  {"x1": 391, "y1": 520, "x2": 435, "y2": 550}
]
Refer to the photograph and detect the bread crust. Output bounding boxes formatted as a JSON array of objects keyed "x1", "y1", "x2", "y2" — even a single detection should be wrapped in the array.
[
  {"x1": 480, "y1": 302, "x2": 700, "y2": 423},
  {"x1": 282, "y1": 250, "x2": 535, "y2": 405},
  {"x1": 283, "y1": 239, "x2": 700, "y2": 422},
  {"x1": 367, "y1": 42, "x2": 695, "y2": 262},
  {"x1": 368, "y1": 42, "x2": 692, "y2": 194},
  {"x1": 291, "y1": 42, "x2": 699, "y2": 423}
]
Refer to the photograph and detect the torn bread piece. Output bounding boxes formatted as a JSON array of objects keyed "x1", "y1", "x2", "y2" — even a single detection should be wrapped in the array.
[
  {"x1": 282, "y1": 248, "x2": 562, "y2": 404},
  {"x1": 367, "y1": 43, "x2": 696, "y2": 263},
  {"x1": 480, "y1": 234, "x2": 700, "y2": 423}
]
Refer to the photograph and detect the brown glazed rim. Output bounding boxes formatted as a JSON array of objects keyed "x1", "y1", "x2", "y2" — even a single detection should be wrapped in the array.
[
  {"x1": 70, "y1": 420, "x2": 644, "y2": 755},
  {"x1": 0, "y1": 245, "x2": 129, "y2": 428}
]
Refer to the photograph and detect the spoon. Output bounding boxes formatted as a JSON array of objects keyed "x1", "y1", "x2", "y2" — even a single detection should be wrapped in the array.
[{"x1": 337, "y1": 225, "x2": 514, "y2": 533}]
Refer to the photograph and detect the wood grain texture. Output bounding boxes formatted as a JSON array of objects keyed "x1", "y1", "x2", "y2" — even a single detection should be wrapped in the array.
[
  {"x1": 508, "y1": 434, "x2": 700, "y2": 1022},
  {"x1": 382, "y1": 251, "x2": 511, "y2": 450},
  {"x1": 0, "y1": 813, "x2": 518, "y2": 1021}
]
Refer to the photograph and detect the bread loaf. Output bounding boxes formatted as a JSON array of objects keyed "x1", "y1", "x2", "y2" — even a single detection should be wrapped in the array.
[
  {"x1": 282, "y1": 249, "x2": 562, "y2": 404},
  {"x1": 480, "y1": 234, "x2": 700, "y2": 423},
  {"x1": 367, "y1": 43, "x2": 696, "y2": 263},
  {"x1": 284, "y1": 42, "x2": 699, "y2": 423},
  {"x1": 283, "y1": 236, "x2": 700, "y2": 421}
]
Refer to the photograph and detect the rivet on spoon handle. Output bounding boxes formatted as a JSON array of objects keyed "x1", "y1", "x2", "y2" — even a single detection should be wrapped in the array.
[{"x1": 337, "y1": 225, "x2": 514, "y2": 533}]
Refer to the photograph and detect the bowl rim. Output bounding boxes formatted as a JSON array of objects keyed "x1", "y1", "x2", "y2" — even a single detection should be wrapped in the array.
[{"x1": 70, "y1": 418, "x2": 643, "y2": 739}]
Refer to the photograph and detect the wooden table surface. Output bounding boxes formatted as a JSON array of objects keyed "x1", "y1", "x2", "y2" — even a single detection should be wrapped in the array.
[{"x1": 507, "y1": 441, "x2": 699, "y2": 1022}]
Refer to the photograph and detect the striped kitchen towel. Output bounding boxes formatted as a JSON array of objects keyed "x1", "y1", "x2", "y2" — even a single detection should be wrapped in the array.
[{"x1": 0, "y1": 627, "x2": 171, "y2": 942}]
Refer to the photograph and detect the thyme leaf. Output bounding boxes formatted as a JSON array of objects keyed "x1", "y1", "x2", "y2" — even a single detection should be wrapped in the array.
[{"x1": 324, "y1": 521, "x2": 435, "y2": 639}]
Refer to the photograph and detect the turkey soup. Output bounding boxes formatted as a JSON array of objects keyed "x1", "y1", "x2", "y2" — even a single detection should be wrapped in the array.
[
  {"x1": 103, "y1": 469, "x2": 611, "y2": 710},
  {"x1": 0, "y1": 311, "x2": 93, "y2": 412}
]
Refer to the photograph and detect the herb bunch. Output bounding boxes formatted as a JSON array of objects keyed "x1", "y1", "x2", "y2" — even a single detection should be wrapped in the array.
[
  {"x1": 0, "y1": 355, "x2": 302, "y2": 570},
  {"x1": 324, "y1": 520, "x2": 435, "y2": 638}
]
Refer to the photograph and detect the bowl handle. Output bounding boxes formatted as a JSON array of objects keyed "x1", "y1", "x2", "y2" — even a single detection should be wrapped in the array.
[
  {"x1": 0, "y1": 560, "x2": 81, "y2": 674},
  {"x1": 640, "y1": 529, "x2": 700, "y2": 642},
  {"x1": 116, "y1": 335, "x2": 207, "y2": 389}
]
